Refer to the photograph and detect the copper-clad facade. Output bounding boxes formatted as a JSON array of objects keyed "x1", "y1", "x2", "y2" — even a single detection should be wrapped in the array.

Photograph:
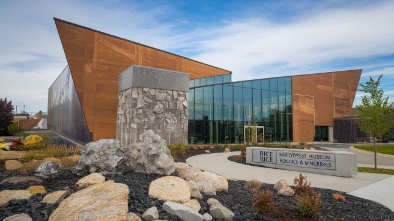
[
  {"x1": 292, "y1": 70, "x2": 362, "y2": 142},
  {"x1": 50, "y1": 18, "x2": 230, "y2": 142},
  {"x1": 49, "y1": 18, "x2": 362, "y2": 144}
]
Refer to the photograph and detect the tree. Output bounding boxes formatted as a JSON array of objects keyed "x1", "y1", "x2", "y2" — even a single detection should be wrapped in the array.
[
  {"x1": 7, "y1": 121, "x2": 19, "y2": 135},
  {"x1": 356, "y1": 75, "x2": 394, "y2": 169},
  {"x1": 0, "y1": 98, "x2": 14, "y2": 135}
]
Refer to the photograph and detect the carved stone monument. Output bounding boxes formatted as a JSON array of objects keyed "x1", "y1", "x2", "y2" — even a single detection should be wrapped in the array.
[{"x1": 117, "y1": 65, "x2": 189, "y2": 147}]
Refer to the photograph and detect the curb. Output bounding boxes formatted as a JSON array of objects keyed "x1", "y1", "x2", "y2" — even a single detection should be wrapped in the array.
[{"x1": 350, "y1": 146, "x2": 394, "y2": 159}]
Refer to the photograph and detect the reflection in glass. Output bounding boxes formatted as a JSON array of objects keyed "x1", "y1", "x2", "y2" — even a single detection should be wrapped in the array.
[
  {"x1": 48, "y1": 66, "x2": 90, "y2": 143},
  {"x1": 188, "y1": 77, "x2": 293, "y2": 143}
]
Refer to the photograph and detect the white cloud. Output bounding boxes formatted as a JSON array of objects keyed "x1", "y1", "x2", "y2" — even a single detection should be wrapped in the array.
[
  {"x1": 1, "y1": 0, "x2": 394, "y2": 112},
  {"x1": 190, "y1": 1, "x2": 394, "y2": 81},
  {"x1": 0, "y1": 0, "x2": 187, "y2": 113},
  {"x1": 361, "y1": 67, "x2": 394, "y2": 78}
]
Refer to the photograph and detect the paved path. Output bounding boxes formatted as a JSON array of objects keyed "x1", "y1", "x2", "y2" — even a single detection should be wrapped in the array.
[
  {"x1": 321, "y1": 143, "x2": 394, "y2": 168},
  {"x1": 186, "y1": 151, "x2": 394, "y2": 211}
]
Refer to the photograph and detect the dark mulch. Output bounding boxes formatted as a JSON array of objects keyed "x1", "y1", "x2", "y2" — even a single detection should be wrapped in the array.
[{"x1": 0, "y1": 148, "x2": 393, "y2": 220}]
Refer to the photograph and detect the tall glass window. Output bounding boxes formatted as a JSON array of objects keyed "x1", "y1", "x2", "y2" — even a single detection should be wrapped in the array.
[
  {"x1": 253, "y1": 88, "x2": 262, "y2": 122},
  {"x1": 203, "y1": 86, "x2": 213, "y2": 120},
  {"x1": 223, "y1": 84, "x2": 233, "y2": 121},
  {"x1": 285, "y1": 77, "x2": 292, "y2": 93},
  {"x1": 189, "y1": 89, "x2": 195, "y2": 120},
  {"x1": 223, "y1": 74, "x2": 231, "y2": 83},
  {"x1": 201, "y1": 78, "x2": 207, "y2": 86},
  {"x1": 233, "y1": 82, "x2": 243, "y2": 122},
  {"x1": 194, "y1": 87, "x2": 203, "y2": 120},
  {"x1": 243, "y1": 81, "x2": 253, "y2": 122},
  {"x1": 189, "y1": 76, "x2": 292, "y2": 143},
  {"x1": 261, "y1": 79, "x2": 269, "y2": 90},
  {"x1": 195, "y1": 79, "x2": 201, "y2": 87},
  {"x1": 214, "y1": 85, "x2": 223, "y2": 121},
  {"x1": 189, "y1": 80, "x2": 195, "y2": 88},
  {"x1": 262, "y1": 90, "x2": 270, "y2": 124},
  {"x1": 203, "y1": 86, "x2": 213, "y2": 143},
  {"x1": 278, "y1": 78, "x2": 286, "y2": 93},
  {"x1": 214, "y1": 75, "x2": 223, "y2": 84},
  {"x1": 270, "y1": 78, "x2": 278, "y2": 92},
  {"x1": 207, "y1": 77, "x2": 215, "y2": 85}
]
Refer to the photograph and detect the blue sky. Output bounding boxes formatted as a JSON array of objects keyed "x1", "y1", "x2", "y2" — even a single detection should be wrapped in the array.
[{"x1": 0, "y1": 0, "x2": 393, "y2": 113}]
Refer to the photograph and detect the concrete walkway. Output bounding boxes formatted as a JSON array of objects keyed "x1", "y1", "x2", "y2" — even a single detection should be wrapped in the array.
[{"x1": 186, "y1": 151, "x2": 394, "y2": 211}]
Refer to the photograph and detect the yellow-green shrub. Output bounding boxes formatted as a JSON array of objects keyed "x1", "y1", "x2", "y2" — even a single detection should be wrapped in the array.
[{"x1": 168, "y1": 143, "x2": 187, "y2": 160}]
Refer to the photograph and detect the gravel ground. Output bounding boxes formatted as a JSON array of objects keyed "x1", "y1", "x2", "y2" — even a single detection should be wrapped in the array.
[{"x1": 0, "y1": 149, "x2": 393, "y2": 221}]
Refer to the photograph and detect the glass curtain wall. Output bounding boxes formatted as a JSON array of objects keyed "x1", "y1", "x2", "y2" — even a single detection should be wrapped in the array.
[{"x1": 188, "y1": 77, "x2": 292, "y2": 144}]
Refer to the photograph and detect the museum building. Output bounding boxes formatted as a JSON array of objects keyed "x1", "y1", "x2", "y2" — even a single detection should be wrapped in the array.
[{"x1": 48, "y1": 18, "x2": 362, "y2": 145}]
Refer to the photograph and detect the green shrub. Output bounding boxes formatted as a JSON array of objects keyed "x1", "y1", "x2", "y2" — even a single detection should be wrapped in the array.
[
  {"x1": 245, "y1": 179, "x2": 261, "y2": 189},
  {"x1": 296, "y1": 190, "x2": 322, "y2": 217},
  {"x1": 215, "y1": 144, "x2": 223, "y2": 150},
  {"x1": 7, "y1": 122, "x2": 19, "y2": 135},
  {"x1": 299, "y1": 142, "x2": 306, "y2": 146},
  {"x1": 251, "y1": 189, "x2": 276, "y2": 213},
  {"x1": 232, "y1": 144, "x2": 243, "y2": 151},
  {"x1": 168, "y1": 143, "x2": 188, "y2": 159}
]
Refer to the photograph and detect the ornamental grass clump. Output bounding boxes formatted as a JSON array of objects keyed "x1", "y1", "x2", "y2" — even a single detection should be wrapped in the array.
[
  {"x1": 251, "y1": 189, "x2": 276, "y2": 213},
  {"x1": 20, "y1": 144, "x2": 81, "y2": 163},
  {"x1": 245, "y1": 179, "x2": 262, "y2": 190}
]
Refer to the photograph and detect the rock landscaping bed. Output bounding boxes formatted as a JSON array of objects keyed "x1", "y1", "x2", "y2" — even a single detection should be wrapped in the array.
[
  {"x1": 0, "y1": 135, "x2": 393, "y2": 220},
  {"x1": 1, "y1": 166, "x2": 393, "y2": 220}
]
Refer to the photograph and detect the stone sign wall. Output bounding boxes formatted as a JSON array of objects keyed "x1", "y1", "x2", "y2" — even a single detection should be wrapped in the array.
[
  {"x1": 246, "y1": 147, "x2": 357, "y2": 177},
  {"x1": 117, "y1": 65, "x2": 189, "y2": 147}
]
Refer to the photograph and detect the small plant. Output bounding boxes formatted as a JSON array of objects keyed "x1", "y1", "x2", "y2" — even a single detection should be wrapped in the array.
[
  {"x1": 296, "y1": 190, "x2": 322, "y2": 217},
  {"x1": 245, "y1": 179, "x2": 261, "y2": 190},
  {"x1": 232, "y1": 144, "x2": 243, "y2": 151},
  {"x1": 333, "y1": 193, "x2": 346, "y2": 201},
  {"x1": 59, "y1": 157, "x2": 78, "y2": 168},
  {"x1": 251, "y1": 189, "x2": 276, "y2": 213},
  {"x1": 299, "y1": 142, "x2": 306, "y2": 146},
  {"x1": 168, "y1": 143, "x2": 187, "y2": 160},
  {"x1": 215, "y1": 144, "x2": 222, "y2": 151},
  {"x1": 20, "y1": 144, "x2": 81, "y2": 164},
  {"x1": 294, "y1": 173, "x2": 311, "y2": 195},
  {"x1": 19, "y1": 160, "x2": 43, "y2": 174}
]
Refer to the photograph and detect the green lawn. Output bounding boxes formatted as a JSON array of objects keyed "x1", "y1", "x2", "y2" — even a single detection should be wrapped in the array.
[
  {"x1": 354, "y1": 145, "x2": 394, "y2": 155},
  {"x1": 358, "y1": 167, "x2": 394, "y2": 175}
]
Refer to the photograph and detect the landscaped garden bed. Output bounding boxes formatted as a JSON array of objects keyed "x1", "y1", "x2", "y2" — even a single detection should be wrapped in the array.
[{"x1": 0, "y1": 136, "x2": 393, "y2": 220}]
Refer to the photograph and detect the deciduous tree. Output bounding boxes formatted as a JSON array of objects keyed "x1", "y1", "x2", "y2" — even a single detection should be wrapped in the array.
[
  {"x1": 356, "y1": 75, "x2": 394, "y2": 169},
  {"x1": 0, "y1": 98, "x2": 14, "y2": 135}
]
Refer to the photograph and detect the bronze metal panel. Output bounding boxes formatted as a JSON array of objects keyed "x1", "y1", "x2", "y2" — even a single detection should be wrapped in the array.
[
  {"x1": 54, "y1": 18, "x2": 230, "y2": 141},
  {"x1": 292, "y1": 94, "x2": 315, "y2": 142},
  {"x1": 292, "y1": 70, "x2": 362, "y2": 141}
]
